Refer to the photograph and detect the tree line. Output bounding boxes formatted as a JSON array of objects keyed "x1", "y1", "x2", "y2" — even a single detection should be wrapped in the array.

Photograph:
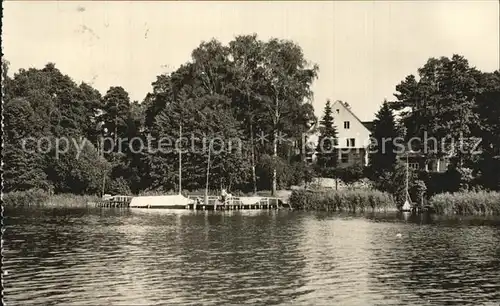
[
  {"x1": 311, "y1": 55, "x2": 499, "y2": 203},
  {"x1": 3, "y1": 34, "x2": 318, "y2": 196},
  {"x1": 3, "y1": 36, "x2": 499, "y2": 199},
  {"x1": 365, "y1": 55, "x2": 498, "y2": 201}
]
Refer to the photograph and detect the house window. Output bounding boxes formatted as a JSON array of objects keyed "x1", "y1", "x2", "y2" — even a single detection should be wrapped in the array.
[
  {"x1": 336, "y1": 109, "x2": 340, "y2": 114},
  {"x1": 346, "y1": 138, "x2": 355, "y2": 147},
  {"x1": 341, "y1": 153, "x2": 349, "y2": 164},
  {"x1": 344, "y1": 121, "x2": 350, "y2": 129},
  {"x1": 409, "y1": 163, "x2": 419, "y2": 170}
]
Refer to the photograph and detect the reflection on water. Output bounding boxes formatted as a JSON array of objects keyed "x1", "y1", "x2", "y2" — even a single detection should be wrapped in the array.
[{"x1": 3, "y1": 208, "x2": 500, "y2": 305}]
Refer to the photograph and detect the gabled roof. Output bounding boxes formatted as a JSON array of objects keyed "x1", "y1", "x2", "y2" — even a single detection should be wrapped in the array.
[{"x1": 331, "y1": 100, "x2": 371, "y2": 134}]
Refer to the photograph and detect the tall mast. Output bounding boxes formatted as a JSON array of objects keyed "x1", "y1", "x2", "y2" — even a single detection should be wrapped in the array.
[
  {"x1": 178, "y1": 123, "x2": 182, "y2": 195},
  {"x1": 405, "y1": 152, "x2": 409, "y2": 202},
  {"x1": 204, "y1": 144, "x2": 211, "y2": 205}
]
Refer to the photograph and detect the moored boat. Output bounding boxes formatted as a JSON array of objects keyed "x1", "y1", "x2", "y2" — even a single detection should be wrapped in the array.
[
  {"x1": 129, "y1": 194, "x2": 194, "y2": 209},
  {"x1": 401, "y1": 199, "x2": 412, "y2": 212}
]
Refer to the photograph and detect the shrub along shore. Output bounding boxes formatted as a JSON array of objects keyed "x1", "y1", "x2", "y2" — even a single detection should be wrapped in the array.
[
  {"x1": 289, "y1": 189, "x2": 500, "y2": 215},
  {"x1": 3, "y1": 189, "x2": 98, "y2": 208},
  {"x1": 289, "y1": 189, "x2": 396, "y2": 212},
  {"x1": 4, "y1": 188, "x2": 500, "y2": 216},
  {"x1": 429, "y1": 191, "x2": 500, "y2": 215}
]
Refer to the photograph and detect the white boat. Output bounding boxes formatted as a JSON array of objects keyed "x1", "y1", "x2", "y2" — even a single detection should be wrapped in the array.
[
  {"x1": 401, "y1": 199, "x2": 412, "y2": 212},
  {"x1": 129, "y1": 195, "x2": 194, "y2": 209}
]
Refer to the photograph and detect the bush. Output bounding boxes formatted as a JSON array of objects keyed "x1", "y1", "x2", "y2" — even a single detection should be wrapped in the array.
[
  {"x1": 289, "y1": 189, "x2": 395, "y2": 212},
  {"x1": 429, "y1": 191, "x2": 500, "y2": 215},
  {"x1": 2, "y1": 189, "x2": 49, "y2": 207},
  {"x1": 2, "y1": 190, "x2": 98, "y2": 207},
  {"x1": 107, "y1": 177, "x2": 132, "y2": 195},
  {"x1": 336, "y1": 164, "x2": 365, "y2": 184}
]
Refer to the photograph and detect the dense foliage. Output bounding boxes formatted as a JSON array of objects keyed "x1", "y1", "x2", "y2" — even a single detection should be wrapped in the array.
[
  {"x1": 390, "y1": 55, "x2": 500, "y2": 194},
  {"x1": 2, "y1": 35, "x2": 318, "y2": 196}
]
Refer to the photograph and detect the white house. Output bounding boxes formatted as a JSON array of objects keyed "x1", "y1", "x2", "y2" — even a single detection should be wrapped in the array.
[
  {"x1": 305, "y1": 100, "x2": 372, "y2": 168},
  {"x1": 302, "y1": 100, "x2": 451, "y2": 173}
]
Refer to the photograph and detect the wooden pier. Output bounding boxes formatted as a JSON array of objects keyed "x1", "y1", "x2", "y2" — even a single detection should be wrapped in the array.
[
  {"x1": 91, "y1": 194, "x2": 289, "y2": 210},
  {"x1": 186, "y1": 196, "x2": 287, "y2": 211},
  {"x1": 91, "y1": 195, "x2": 133, "y2": 208}
]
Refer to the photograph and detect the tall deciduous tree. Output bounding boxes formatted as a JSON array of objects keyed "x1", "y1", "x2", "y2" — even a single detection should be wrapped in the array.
[
  {"x1": 3, "y1": 62, "x2": 108, "y2": 193},
  {"x1": 392, "y1": 55, "x2": 481, "y2": 166},
  {"x1": 229, "y1": 34, "x2": 264, "y2": 194},
  {"x1": 3, "y1": 99, "x2": 49, "y2": 192},
  {"x1": 258, "y1": 38, "x2": 319, "y2": 195},
  {"x1": 143, "y1": 36, "x2": 318, "y2": 195}
]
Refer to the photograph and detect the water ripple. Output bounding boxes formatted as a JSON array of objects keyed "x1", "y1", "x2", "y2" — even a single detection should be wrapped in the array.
[{"x1": 3, "y1": 208, "x2": 500, "y2": 305}]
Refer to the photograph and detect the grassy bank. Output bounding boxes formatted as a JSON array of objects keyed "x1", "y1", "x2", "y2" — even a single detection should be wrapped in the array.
[
  {"x1": 3, "y1": 189, "x2": 99, "y2": 208},
  {"x1": 429, "y1": 191, "x2": 500, "y2": 215},
  {"x1": 289, "y1": 189, "x2": 395, "y2": 212}
]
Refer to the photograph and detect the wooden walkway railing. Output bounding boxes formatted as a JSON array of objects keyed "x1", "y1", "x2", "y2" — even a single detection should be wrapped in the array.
[{"x1": 186, "y1": 195, "x2": 286, "y2": 210}]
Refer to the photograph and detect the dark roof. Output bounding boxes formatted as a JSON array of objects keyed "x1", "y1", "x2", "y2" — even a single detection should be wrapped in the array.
[{"x1": 362, "y1": 121, "x2": 374, "y2": 132}]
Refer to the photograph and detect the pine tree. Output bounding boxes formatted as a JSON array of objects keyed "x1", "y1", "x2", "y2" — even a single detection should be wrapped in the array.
[
  {"x1": 369, "y1": 100, "x2": 398, "y2": 177},
  {"x1": 316, "y1": 100, "x2": 338, "y2": 170}
]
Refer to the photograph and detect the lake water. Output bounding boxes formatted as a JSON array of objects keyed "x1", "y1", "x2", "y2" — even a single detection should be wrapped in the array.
[{"x1": 3, "y1": 207, "x2": 500, "y2": 305}]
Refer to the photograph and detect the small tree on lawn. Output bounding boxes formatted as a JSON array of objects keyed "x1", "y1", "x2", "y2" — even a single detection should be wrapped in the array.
[{"x1": 316, "y1": 99, "x2": 338, "y2": 173}]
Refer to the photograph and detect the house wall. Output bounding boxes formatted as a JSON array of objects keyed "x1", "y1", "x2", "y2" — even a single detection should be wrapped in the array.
[
  {"x1": 307, "y1": 101, "x2": 371, "y2": 166},
  {"x1": 338, "y1": 148, "x2": 368, "y2": 168},
  {"x1": 331, "y1": 100, "x2": 372, "y2": 150},
  {"x1": 398, "y1": 155, "x2": 450, "y2": 173},
  {"x1": 428, "y1": 157, "x2": 449, "y2": 172}
]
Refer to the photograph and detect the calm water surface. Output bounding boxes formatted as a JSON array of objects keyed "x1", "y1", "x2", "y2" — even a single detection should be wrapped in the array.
[{"x1": 3, "y1": 208, "x2": 500, "y2": 305}]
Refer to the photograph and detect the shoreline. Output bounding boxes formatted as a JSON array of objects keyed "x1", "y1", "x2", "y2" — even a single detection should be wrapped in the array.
[{"x1": 4, "y1": 189, "x2": 500, "y2": 216}]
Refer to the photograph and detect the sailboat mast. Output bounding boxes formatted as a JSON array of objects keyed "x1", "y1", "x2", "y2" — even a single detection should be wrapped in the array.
[
  {"x1": 405, "y1": 153, "x2": 409, "y2": 202},
  {"x1": 205, "y1": 146, "x2": 211, "y2": 196},
  {"x1": 178, "y1": 123, "x2": 182, "y2": 195}
]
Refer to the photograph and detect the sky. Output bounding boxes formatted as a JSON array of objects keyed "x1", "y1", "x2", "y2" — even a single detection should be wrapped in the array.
[{"x1": 3, "y1": 1, "x2": 499, "y2": 121}]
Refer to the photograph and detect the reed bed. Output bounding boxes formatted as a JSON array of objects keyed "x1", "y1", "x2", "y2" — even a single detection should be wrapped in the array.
[
  {"x1": 289, "y1": 189, "x2": 396, "y2": 212},
  {"x1": 429, "y1": 191, "x2": 500, "y2": 215},
  {"x1": 3, "y1": 189, "x2": 99, "y2": 207}
]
